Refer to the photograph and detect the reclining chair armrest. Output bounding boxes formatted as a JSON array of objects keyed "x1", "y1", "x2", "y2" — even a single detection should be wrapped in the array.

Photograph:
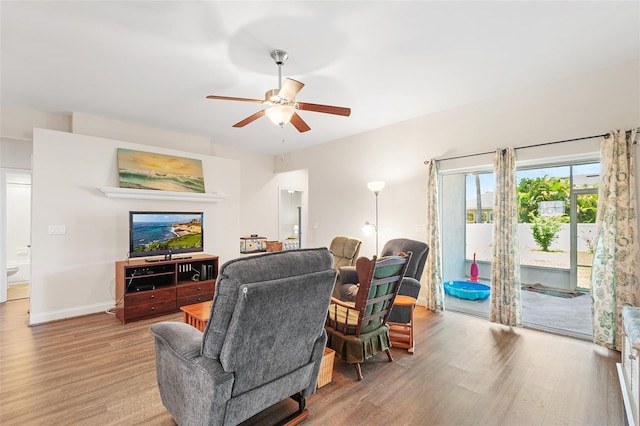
[
  {"x1": 389, "y1": 277, "x2": 422, "y2": 324},
  {"x1": 151, "y1": 322, "x2": 234, "y2": 424},
  {"x1": 150, "y1": 322, "x2": 205, "y2": 362},
  {"x1": 337, "y1": 265, "x2": 366, "y2": 302},
  {"x1": 337, "y1": 266, "x2": 358, "y2": 285},
  {"x1": 398, "y1": 277, "x2": 421, "y2": 298}
]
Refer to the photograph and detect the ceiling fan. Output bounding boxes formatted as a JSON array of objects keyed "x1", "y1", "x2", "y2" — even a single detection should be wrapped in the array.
[{"x1": 206, "y1": 50, "x2": 351, "y2": 133}]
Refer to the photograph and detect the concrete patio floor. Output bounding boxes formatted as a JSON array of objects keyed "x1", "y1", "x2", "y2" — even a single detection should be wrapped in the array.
[{"x1": 444, "y1": 287, "x2": 592, "y2": 338}]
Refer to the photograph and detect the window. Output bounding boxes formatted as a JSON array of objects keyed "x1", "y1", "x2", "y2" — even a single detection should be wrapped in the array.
[{"x1": 464, "y1": 163, "x2": 599, "y2": 273}]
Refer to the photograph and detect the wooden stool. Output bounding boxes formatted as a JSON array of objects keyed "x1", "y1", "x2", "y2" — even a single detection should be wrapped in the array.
[
  {"x1": 388, "y1": 295, "x2": 417, "y2": 354},
  {"x1": 180, "y1": 300, "x2": 212, "y2": 332}
]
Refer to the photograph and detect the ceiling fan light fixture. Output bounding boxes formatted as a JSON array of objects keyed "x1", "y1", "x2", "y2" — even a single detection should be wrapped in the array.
[
  {"x1": 266, "y1": 105, "x2": 295, "y2": 126},
  {"x1": 265, "y1": 89, "x2": 281, "y2": 103},
  {"x1": 206, "y1": 50, "x2": 349, "y2": 132}
]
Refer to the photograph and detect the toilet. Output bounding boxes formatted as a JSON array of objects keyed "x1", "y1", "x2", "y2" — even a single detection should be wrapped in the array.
[{"x1": 7, "y1": 265, "x2": 19, "y2": 277}]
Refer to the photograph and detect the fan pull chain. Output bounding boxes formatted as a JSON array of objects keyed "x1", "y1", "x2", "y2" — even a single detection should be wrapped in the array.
[{"x1": 280, "y1": 126, "x2": 287, "y2": 161}]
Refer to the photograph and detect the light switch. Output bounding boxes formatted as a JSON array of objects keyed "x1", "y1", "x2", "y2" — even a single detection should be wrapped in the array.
[{"x1": 48, "y1": 225, "x2": 66, "y2": 235}]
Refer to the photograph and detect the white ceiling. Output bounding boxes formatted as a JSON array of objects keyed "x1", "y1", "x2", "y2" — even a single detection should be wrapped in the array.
[{"x1": 2, "y1": 1, "x2": 638, "y2": 155}]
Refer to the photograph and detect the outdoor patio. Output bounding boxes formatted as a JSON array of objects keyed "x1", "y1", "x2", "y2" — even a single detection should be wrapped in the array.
[{"x1": 444, "y1": 286, "x2": 592, "y2": 338}]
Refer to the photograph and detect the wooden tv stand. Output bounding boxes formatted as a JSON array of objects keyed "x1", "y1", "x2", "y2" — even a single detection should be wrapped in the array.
[{"x1": 115, "y1": 254, "x2": 219, "y2": 324}]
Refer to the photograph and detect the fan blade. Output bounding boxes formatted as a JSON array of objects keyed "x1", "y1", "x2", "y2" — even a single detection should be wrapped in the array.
[
  {"x1": 206, "y1": 95, "x2": 263, "y2": 103},
  {"x1": 290, "y1": 112, "x2": 311, "y2": 133},
  {"x1": 278, "y1": 78, "x2": 304, "y2": 101},
  {"x1": 233, "y1": 110, "x2": 266, "y2": 128},
  {"x1": 296, "y1": 102, "x2": 351, "y2": 116}
]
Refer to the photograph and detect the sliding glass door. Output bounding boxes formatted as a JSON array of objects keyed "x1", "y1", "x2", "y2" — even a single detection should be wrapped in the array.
[{"x1": 443, "y1": 161, "x2": 599, "y2": 337}]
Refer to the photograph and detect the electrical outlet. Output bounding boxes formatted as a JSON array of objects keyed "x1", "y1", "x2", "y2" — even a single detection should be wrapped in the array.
[{"x1": 48, "y1": 225, "x2": 66, "y2": 235}]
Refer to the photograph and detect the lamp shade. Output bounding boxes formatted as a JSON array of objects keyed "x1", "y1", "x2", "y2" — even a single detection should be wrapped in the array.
[
  {"x1": 265, "y1": 105, "x2": 295, "y2": 126},
  {"x1": 367, "y1": 181, "x2": 385, "y2": 193},
  {"x1": 362, "y1": 221, "x2": 376, "y2": 236}
]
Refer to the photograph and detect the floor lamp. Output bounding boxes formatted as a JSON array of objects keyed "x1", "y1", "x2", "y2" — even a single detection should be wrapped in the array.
[{"x1": 363, "y1": 181, "x2": 385, "y2": 255}]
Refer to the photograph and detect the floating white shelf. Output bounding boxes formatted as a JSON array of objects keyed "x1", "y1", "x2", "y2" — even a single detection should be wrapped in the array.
[{"x1": 98, "y1": 187, "x2": 228, "y2": 202}]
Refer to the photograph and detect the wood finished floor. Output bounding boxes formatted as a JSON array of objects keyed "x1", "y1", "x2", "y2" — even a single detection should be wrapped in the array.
[
  {"x1": 6, "y1": 283, "x2": 29, "y2": 301},
  {"x1": 0, "y1": 298, "x2": 625, "y2": 425}
]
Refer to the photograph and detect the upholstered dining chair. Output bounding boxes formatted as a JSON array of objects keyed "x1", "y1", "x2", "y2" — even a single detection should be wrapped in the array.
[
  {"x1": 150, "y1": 248, "x2": 337, "y2": 426},
  {"x1": 339, "y1": 238, "x2": 429, "y2": 324},
  {"x1": 329, "y1": 236, "x2": 362, "y2": 298},
  {"x1": 325, "y1": 252, "x2": 411, "y2": 380}
]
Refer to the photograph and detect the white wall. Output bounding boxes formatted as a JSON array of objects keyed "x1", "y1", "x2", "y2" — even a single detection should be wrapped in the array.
[
  {"x1": 29, "y1": 129, "x2": 241, "y2": 324},
  {"x1": 0, "y1": 138, "x2": 33, "y2": 170},
  {"x1": 70, "y1": 112, "x2": 302, "y2": 244},
  {"x1": 0, "y1": 105, "x2": 70, "y2": 141},
  {"x1": 276, "y1": 60, "x2": 640, "y2": 302}
]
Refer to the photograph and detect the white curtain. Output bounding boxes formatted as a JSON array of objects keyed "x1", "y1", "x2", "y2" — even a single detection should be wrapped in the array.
[
  {"x1": 489, "y1": 147, "x2": 523, "y2": 326},
  {"x1": 591, "y1": 129, "x2": 639, "y2": 351},
  {"x1": 424, "y1": 160, "x2": 444, "y2": 311}
]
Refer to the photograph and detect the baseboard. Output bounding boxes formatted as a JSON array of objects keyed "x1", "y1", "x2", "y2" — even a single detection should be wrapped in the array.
[{"x1": 29, "y1": 302, "x2": 113, "y2": 325}]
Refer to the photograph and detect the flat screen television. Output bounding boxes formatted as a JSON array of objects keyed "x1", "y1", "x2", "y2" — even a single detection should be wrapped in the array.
[{"x1": 129, "y1": 211, "x2": 204, "y2": 258}]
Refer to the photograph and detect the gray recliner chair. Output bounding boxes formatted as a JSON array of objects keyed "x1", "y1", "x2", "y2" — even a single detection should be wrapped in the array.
[
  {"x1": 339, "y1": 238, "x2": 429, "y2": 323},
  {"x1": 150, "y1": 248, "x2": 337, "y2": 426}
]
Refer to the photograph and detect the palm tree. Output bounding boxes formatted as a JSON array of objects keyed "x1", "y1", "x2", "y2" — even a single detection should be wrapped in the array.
[{"x1": 475, "y1": 173, "x2": 482, "y2": 223}]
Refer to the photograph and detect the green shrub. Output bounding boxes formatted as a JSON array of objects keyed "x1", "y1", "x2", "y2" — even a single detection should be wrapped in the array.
[{"x1": 530, "y1": 215, "x2": 563, "y2": 252}]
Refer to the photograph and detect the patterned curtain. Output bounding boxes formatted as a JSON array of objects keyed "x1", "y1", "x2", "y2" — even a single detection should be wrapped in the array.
[
  {"x1": 489, "y1": 147, "x2": 523, "y2": 326},
  {"x1": 424, "y1": 160, "x2": 444, "y2": 311},
  {"x1": 591, "y1": 129, "x2": 639, "y2": 351}
]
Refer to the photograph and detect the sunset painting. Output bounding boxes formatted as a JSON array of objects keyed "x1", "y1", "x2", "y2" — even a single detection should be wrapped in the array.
[{"x1": 117, "y1": 148, "x2": 205, "y2": 193}]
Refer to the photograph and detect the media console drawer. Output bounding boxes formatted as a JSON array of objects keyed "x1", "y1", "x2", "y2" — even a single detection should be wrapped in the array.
[
  {"x1": 124, "y1": 299, "x2": 177, "y2": 322},
  {"x1": 177, "y1": 281, "x2": 215, "y2": 298},
  {"x1": 177, "y1": 281, "x2": 215, "y2": 307},
  {"x1": 125, "y1": 286, "x2": 176, "y2": 306}
]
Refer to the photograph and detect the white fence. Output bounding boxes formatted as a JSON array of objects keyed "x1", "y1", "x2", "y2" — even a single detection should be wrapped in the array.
[{"x1": 466, "y1": 223, "x2": 597, "y2": 261}]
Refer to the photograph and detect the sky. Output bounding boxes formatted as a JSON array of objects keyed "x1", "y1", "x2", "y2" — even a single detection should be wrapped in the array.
[{"x1": 465, "y1": 163, "x2": 600, "y2": 198}]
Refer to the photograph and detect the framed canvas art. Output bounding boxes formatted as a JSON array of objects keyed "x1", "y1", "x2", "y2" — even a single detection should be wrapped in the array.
[{"x1": 117, "y1": 148, "x2": 205, "y2": 193}]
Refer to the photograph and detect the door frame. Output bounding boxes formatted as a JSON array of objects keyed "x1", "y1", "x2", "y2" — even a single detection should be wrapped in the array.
[
  {"x1": 1, "y1": 168, "x2": 32, "y2": 303},
  {"x1": 570, "y1": 187, "x2": 598, "y2": 290}
]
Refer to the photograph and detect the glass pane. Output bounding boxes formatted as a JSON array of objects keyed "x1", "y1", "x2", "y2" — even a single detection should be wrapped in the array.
[
  {"x1": 465, "y1": 172, "x2": 494, "y2": 263},
  {"x1": 577, "y1": 266, "x2": 592, "y2": 290},
  {"x1": 576, "y1": 191, "x2": 597, "y2": 290},
  {"x1": 516, "y1": 166, "x2": 570, "y2": 268},
  {"x1": 572, "y1": 163, "x2": 600, "y2": 189}
]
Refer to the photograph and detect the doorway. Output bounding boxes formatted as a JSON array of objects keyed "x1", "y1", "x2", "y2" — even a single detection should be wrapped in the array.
[
  {"x1": 2, "y1": 170, "x2": 31, "y2": 302},
  {"x1": 278, "y1": 188, "x2": 302, "y2": 250}
]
